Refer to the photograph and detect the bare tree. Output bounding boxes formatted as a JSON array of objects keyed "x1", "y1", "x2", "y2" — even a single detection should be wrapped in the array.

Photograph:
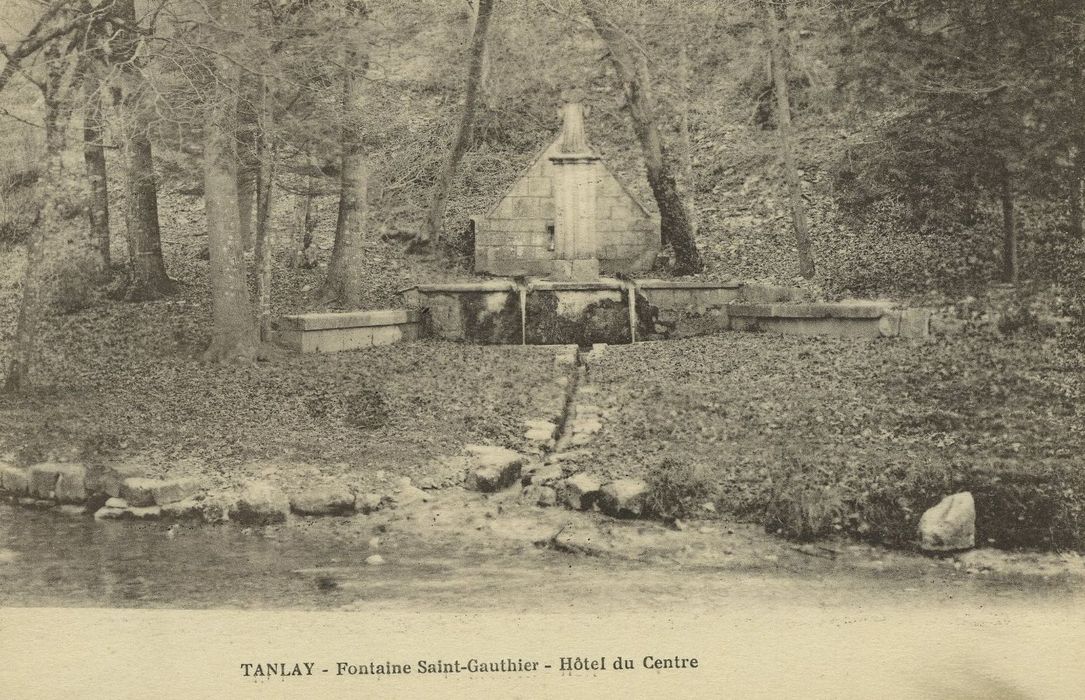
[
  {"x1": 417, "y1": 0, "x2": 494, "y2": 247},
  {"x1": 581, "y1": 0, "x2": 702, "y2": 275},
  {"x1": 761, "y1": 0, "x2": 815, "y2": 279}
]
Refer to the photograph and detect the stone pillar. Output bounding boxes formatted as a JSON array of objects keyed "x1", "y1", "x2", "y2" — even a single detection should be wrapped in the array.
[{"x1": 549, "y1": 103, "x2": 601, "y2": 281}]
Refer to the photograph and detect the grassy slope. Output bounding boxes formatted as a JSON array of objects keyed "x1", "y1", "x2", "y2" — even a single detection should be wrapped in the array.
[{"x1": 588, "y1": 333, "x2": 1085, "y2": 549}]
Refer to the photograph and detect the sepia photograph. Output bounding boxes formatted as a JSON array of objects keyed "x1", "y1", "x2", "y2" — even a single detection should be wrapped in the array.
[{"x1": 0, "y1": 0, "x2": 1083, "y2": 697}]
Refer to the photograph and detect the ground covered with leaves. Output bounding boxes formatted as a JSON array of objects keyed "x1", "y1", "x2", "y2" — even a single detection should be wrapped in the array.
[{"x1": 587, "y1": 333, "x2": 1085, "y2": 551}]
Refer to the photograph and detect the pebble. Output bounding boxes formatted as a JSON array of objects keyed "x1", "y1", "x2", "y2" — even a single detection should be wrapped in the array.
[{"x1": 365, "y1": 554, "x2": 385, "y2": 566}]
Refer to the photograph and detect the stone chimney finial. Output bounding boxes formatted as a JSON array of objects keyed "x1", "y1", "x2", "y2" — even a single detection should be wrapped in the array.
[{"x1": 558, "y1": 102, "x2": 592, "y2": 155}]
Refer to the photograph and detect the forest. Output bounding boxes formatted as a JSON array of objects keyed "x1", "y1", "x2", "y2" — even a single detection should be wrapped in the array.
[
  {"x1": 0, "y1": 0, "x2": 1084, "y2": 543},
  {"x1": 0, "y1": 0, "x2": 1081, "y2": 389}
]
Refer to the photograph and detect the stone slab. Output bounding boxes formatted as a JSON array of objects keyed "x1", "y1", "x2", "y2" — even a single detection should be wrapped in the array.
[{"x1": 277, "y1": 309, "x2": 421, "y2": 331}]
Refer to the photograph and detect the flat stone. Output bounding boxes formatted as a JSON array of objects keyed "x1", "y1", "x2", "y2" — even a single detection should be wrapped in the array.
[
  {"x1": 94, "y1": 505, "x2": 162, "y2": 521},
  {"x1": 27, "y1": 463, "x2": 65, "y2": 499},
  {"x1": 231, "y1": 481, "x2": 290, "y2": 525},
  {"x1": 524, "y1": 429, "x2": 556, "y2": 448},
  {"x1": 105, "y1": 497, "x2": 128, "y2": 509},
  {"x1": 523, "y1": 420, "x2": 557, "y2": 436},
  {"x1": 161, "y1": 498, "x2": 204, "y2": 520},
  {"x1": 53, "y1": 464, "x2": 87, "y2": 504},
  {"x1": 16, "y1": 497, "x2": 38, "y2": 507},
  {"x1": 522, "y1": 485, "x2": 557, "y2": 507},
  {"x1": 545, "y1": 449, "x2": 591, "y2": 465},
  {"x1": 463, "y1": 446, "x2": 525, "y2": 492},
  {"x1": 387, "y1": 485, "x2": 430, "y2": 508},
  {"x1": 0, "y1": 465, "x2": 28, "y2": 495},
  {"x1": 556, "y1": 473, "x2": 603, "y2": 511},
  {"x1": 598, "y1": 479, "x2": 649, "y2": 518},
  {"x1": 57, "y1": 505, "x2": 86, "y2": 517},
  {"x1": 522, "y1": 463, "x2": 563, "y2": 486},
  {"x1": 290, "y1": 486, "x2": 355, "y2": 516},
  {"x1": 356, "y1": 493, "x2": 383, "y2": 514},
  {"x1": 919, "y1": 492, "x2": 975, "y2": 552}
]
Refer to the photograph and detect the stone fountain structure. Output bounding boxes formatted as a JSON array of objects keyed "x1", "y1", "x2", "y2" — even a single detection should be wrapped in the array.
[{"x1": 473, "y1": 103, "x2": 660, "y2": 280}]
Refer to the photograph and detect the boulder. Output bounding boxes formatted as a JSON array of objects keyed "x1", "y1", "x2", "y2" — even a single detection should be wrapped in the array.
[
  {"x1": 0, "y1": 465, "x2": 28, "y2": 495},
  {"x1": 151, "y1": 478, "x2": 201, "y2": 505},
  {"x1": 119, "y1": 478, "x2": 159, "y2": 507},
  {"x1": 231, "y1": 481, "x2": 290, "y2": 525},
  {"x1": 53, "y1": 464, "x2": 87, "y2": 504},
  {"x1": 463, "y1": 445, "x2": 525, "y2": 492},
  {"x1": 918, "y1": 492, "x2": 976, "y2": 552},
  {"x1": 556, "y1": 473, "x2": 602, "y2": 511},
  {"x1": 290, "y1": 487, "x2": 355, "y2": 516},
  {"x1": 521, "y1": 485, "x2": 557, "y2": 507},
  {"x1": 598, "y1": 479, "x2": 649, "y2": 518}
]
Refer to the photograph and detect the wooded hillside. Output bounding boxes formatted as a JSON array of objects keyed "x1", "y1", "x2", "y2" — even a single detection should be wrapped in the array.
[{"x1": 1, "y1": 0, "x2": 1083, "y2": 386}]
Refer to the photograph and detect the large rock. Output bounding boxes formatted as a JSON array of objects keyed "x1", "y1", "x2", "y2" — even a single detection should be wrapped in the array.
[
  {"x1": 556, "y1": 473, "x2": 602, "y2": 511},
  {"x1": 463, "y1": 445, "x2": 525, "y2": 492},
  {"x1": 119, "y1": 478, "x2": 160, "y2": 507},
  {"x1": 231, "y1": 481, "x2": 290, "y2": 525},
  {"x1": 151, "y1": 478, "x2": 201, "y2": 505},
  {"x1": 598, "y1": 479, "x2": 649, "y2": 518},
  {"x1": 87, "y1": 461, "x2": 147, "y2": 498},
  {"x1": 290, "y1": 486, "x2": 355, "y2": 516},
  {"x1": 918, "y1": 492, "x2": 976, "y2": 552},
  {"x1": 0, "y1": 465, "x2": 28, "y2": 495},
  {"x1": 53, "y1": 464, "x2": 87, "y2": 504},
  {"x1": 355, "y1": 492, "x2": 383, "y2": 514}
]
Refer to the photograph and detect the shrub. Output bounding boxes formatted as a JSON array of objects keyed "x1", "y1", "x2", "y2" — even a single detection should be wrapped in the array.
[
  {"x1": 644, "y1": 457, "x2": 717, "y2": 520},
  {"x1": 763, "y1": 460, "x2": 848, "y2": 541}
]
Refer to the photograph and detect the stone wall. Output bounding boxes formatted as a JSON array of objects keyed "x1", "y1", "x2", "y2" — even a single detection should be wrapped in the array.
[{"x1": 474, "y1": 139, "x2": 660, "y2": 276}]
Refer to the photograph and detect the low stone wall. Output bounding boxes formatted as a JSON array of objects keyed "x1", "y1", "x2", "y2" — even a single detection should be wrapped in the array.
[
  {"x1": 729, "y1": 303, "x2": 931, "y2": 338},
  {"x1": 400, "y1": 282, "x2": 522, "y2": 344},
  {"x1": 274, "y1": 310, "x2": 422, "y2": 353},
  {"x1": 400, "y1": 279, "x2": 931, "y2": 343}
]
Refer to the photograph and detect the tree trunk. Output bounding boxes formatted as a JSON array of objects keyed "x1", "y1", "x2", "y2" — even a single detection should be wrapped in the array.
[
  {"x1": 581, "y1": 0, "x2": 702, "y2": 275},
  {"x1": 290, "y1": 165, "x2": 316, "y2": 268},
  {"x1": 320, "y1": 39, "x2": 368, "y2": 307},
  {"x1": 418, "y1": 0, "x2": 494, "y2": 246},
  {"x1": 5, "y1": 71, "x2": 78, "y2": 392},
  {"x1": 762, "y1": 0, "x2": 815, "y2": 279},
  {"x1": 467, "y1": 0, "x2": 493, "y2": 109},
  {"x1": 1069, "y1": 154, "x2": 1083, "y2": 239},
  {"x1": 255, "y1": 74, "x2": 275, "y2": 341},
  {"x1": 203, "y1": 0, "x2": 257, "y2": 363},
  {"x1": 82, "y1": 77, "x2": 110, "y2": 273},
  {"x1": 1001, "y1": 159, "x2": 1019, "y2": 285},
  {"x1": 678, "y1": 43, "x2": 697, "y2": 235},
  {"x1": 113, "y1": 0, "x2": 174, "y2": 300}
]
